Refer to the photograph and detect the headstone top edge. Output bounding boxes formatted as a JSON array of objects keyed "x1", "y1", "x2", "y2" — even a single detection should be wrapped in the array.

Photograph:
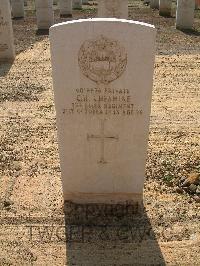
[{"x1": 50, "y1": 18, "x2": 156, "y2": 32}]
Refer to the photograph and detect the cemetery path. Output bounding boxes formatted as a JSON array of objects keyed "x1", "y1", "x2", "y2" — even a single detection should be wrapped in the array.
[{"x1": 0, "y1": 2, "x2": 200, "y2": 265}]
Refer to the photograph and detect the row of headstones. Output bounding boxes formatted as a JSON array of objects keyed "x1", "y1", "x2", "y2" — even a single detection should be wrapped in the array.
[
  {"x1": 10, "y1": 0, "x2": 88, "y2": 29},
  {"x1": 0, "y1": 0, "x2": 199, "y2": 62},
  {"x1": 11, "y1": 0, "x2": 199, "y2": 30},
  {"x1": 9, "y1": 0, "x2": 128, "y2": 29},
  {"x1": 145, "y1": 0, "x2": 198, "y2": 30}
]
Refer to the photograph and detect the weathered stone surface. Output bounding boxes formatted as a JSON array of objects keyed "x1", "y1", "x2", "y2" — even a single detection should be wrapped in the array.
[
  {"x1": 35, "y1": 0, "x2": 54, "y2": 30},
  {"x1": 0, "y1": 0, "x2": 15, "y2": 61},
  {"x1": 150, "y1": 0, "x2": 159, "y2": 9},
  {"x1": 176, "y1": 0, "x2": 195, "y2": 30},
  {"x1": 11, "y1": 0, "x2": 24, "y2": 18},
  {"x1": 73, "y1": 0, "x2": 82, "y2": 9},
  {"x1": 98, "y1": 0, "x2": 128, "y2": 19},
  {"x1": 50, "y1": 19, "x2": 156, "y2": 204},
  {"x1": 159, "y1": 0, "x2": 171, "y2": 17},
  {"x1": 59, "y1": 0, "x2": 72, "y2": 17}
]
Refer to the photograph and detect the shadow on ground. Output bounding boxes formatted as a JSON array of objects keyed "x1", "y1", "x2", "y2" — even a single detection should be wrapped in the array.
[
  {"x1": 36, "y1": 29, "x2": 49, "y2": 36},
  {"x1": 178, "y1": 28, "x2": 200, "y2": 36},
  {"x1": 64, "y1": 201, "x2": 166, "y2": 265},
  {"x1": 0, "y1": 62, "x2": 13, "y2": 77}
]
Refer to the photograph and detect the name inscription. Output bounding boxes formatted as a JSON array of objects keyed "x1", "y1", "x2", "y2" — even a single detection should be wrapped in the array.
[{"x1": 63, "y1": 87, "x2": 143, "y2": 116}]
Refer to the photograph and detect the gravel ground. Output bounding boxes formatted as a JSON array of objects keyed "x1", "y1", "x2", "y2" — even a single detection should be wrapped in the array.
[{"x1": 0, "y1": 1, "x2": 199, "y2": 265}]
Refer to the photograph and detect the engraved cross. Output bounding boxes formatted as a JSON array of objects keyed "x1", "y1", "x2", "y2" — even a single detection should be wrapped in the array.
[{"x1": 87, "y1": 119, "x2": 119, "y2": 164}]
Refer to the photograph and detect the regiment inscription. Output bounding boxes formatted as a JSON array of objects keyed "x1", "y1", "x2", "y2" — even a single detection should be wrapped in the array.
[{"x1": 63, "y1": 87, "x2": 143, "y2": 116}]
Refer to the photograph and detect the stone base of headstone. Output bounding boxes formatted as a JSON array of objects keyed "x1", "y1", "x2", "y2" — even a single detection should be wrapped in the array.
[
  {"x1": 63, "y1": 192, "x2": 143, "y2": 205},
  {"x1": 176, "y1": 0, "x2": 195, "y2": 30},
  {"x1": 60, "y1": 14, "x2": 73, "y2": 18},
  {"x1": 12, "y1": 16, "x2": 24, "y2": 20}
]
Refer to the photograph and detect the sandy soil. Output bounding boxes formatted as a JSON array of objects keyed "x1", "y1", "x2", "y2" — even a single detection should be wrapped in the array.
[{"x1": 0, "y1": 1, "x2": 200, "y2": 265}]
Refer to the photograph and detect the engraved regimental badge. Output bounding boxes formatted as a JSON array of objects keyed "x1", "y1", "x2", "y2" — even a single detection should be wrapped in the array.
[{"x1": 78, "y1": 35, "x2": 127, "y2": 85}]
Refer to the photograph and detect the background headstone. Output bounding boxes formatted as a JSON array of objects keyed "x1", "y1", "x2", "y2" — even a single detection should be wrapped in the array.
[
  {"x1": 195, "y1": 0, "x2": 200, "y2": 9},
  {"x1": 176, "y1": 0, "x2": 195, "y2": 30},
  {"x1": 73, "y1": 0, "x2": 82, "y2": 9},
  {"x1": 11, "y1": 0, "x2": 25, "y2": 18},
  {"x1": 0, "y1": 0, "x2": 15, "y2": 61},
  {"x1": 150, "y1": 0, "x2": 159, "y2": 9},
  {"x1": 159, "y1": 0, "x2": 171, "y2": 17},
  {"x1": 98, "y1": 0, "x2": 128, "y2": 19},
  {"x1": 59, "y1": 0, "x2": 72, "y2": 17},
  {"x1": 50, "y1": 19, "x2": 156, "y2": 204},
  {"x1": 35, "y1": 0, "x2": 54, "y2": 30}
]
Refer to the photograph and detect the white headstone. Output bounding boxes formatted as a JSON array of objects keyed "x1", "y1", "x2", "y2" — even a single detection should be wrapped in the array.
[
  {"x1": 98, "y1": 0, "x2": 128, "y2": 19},
  {"x1": 150, "y1": 0, "x2": 159, "y2": 9},
  {"x1": 73, "y1": 0, "x2": 82, "y2": 9},
  {"x1": 11, "y1": 0, "x2": 24, "y2": 18},
  {"x1": 59, "y1": 0, "x2": 72, "y2": 17},
  {"x1": 159, "y1": 0, "x2": 171, "y2": 16},
  {"x1": 176, "y1": 0, "x2": 195, "y2": 30},
  {"x1": 0, "y1": 0, "x2": 15, "y2": 61},
  {"x1": 35, "y1": 0, "x2": 54, "y2": 30},
  {"x1": 50, "y1": 19, "x2": 156, "y2": 204}
]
